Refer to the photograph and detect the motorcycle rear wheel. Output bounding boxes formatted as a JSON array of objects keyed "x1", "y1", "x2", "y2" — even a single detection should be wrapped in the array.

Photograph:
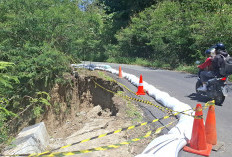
[
  {"x1": 195, "y1": 79, "x2": 225, "y2": 105},
  {"x1": 214, "y1": 93, "x2": 225, "y2": 106}
]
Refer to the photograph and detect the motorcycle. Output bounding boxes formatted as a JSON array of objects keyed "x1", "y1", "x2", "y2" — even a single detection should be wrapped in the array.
[{"x1": 196, "y1": 70, "x2": 231, "y2": 105}]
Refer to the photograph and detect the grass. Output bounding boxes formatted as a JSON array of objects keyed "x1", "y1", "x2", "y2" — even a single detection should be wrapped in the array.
[
  {"x1": 106, "y1": 56, "x2": 200, "y2": 72},
  {"x1": 107, "y1": 57, "x2": 173, "y2": 69},
  {"x1": 97, "y1": 71, "x2": 113, "y2": 81},
  {"x1": 114, "y1": 91, "x2": 143, "y2": 123},
  {"x1": 175, "y1": 65, "x2": 199, "y2": 74},
  {"x1": 125, "y1": 101, "x2": 143, "y2": 123},
  {"x1": 133, "y1": 58, "x2": 151, "y2": 67}
]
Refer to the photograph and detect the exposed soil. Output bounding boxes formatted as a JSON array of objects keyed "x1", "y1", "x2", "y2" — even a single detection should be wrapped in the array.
[{"x1": 41, "y1": 69, "x2": 157, "y2": 156}]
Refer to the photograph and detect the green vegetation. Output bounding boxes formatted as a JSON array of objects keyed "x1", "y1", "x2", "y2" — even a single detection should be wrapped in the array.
[
  {"x1": 115, "y1": 91, "x2": 143, "y2": 123},
  {"x1": 0, "y1": 0, "x2": 105, "y2": 145},
  {"x1": 176, "y1": 65, "x2": 199, "y2": 74},
  {"x1": 1, "y1": 0, "x2": 232, "y2": 146},
  {"x1": 0, "y1": 62, "x2": 18, "y2": 143},
  {"x1": 126, "y1": 101, "x2": 143, "y2": 123},
  {"x1": 29, "y1": 91, "x2": 51, "y2": 118},
  {"x1": 97, "y1": 71, "x2": 113, "y2": 81},
  {"x1": 112, "y1": 0, "x2": 232, "y2": 67}
]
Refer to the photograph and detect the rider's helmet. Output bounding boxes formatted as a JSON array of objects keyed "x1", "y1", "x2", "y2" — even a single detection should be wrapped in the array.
[
  {"x1": 205, "y1": 49, "x2": 211, "y2": 55},
  {"x1": 215, "y1": 43, "x2": 225, "y2": 50}
]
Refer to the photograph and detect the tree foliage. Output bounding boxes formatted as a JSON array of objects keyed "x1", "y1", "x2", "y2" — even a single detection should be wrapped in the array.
[
  {"x1": 0, "y1": 0, "x2": 106, "y2": 144},
  {"x1": 0, "y1": 62, "x2": 18, "y2": 143},
  {"x1": 101, "y1": 0, "x2": 232, "y2": 66},
  {"x1": 97, "y1": 0, "x2": 157, "y2": 44}
]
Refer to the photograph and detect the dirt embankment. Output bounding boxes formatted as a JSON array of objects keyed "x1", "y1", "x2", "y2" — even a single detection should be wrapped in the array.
[{"x1": 40, "y1": 70, "x2": 155, "y2": 157}]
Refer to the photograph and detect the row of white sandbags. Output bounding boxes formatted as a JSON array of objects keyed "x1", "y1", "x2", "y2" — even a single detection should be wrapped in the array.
[{"x1": 104, "y1": 67, "x2": 194, "y2": 157}]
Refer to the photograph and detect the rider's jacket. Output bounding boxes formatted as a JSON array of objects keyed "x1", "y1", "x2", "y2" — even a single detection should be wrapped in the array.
[{"x1": 198, "y1": 57, "x2": 213, "y2": 71}]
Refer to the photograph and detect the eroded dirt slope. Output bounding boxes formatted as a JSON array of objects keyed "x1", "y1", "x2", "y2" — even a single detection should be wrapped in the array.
[{"x1": 41, "y1": 69, "x2": 157, "y2": 156}]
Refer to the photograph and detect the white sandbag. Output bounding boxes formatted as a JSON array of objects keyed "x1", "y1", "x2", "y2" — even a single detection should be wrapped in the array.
[{"x1": 135, "y1": 134, "x2": 187, "y2": 157}]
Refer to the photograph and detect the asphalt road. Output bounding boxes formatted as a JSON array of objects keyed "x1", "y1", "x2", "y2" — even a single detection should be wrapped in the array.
[{"x1": 90, "y1": 62, "x2": 232, "y2": 157}]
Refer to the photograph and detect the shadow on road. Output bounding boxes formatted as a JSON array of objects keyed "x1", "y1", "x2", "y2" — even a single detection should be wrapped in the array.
[
  {"x1": 143, "y1": 67, "x2": 163, "y2": 71},
  {"x1": 186, "y1": 93, "x2": 210, "y2": 103},
  {"x1": 187, "y1": 93, "x2": 225, "y2": 106},
  {"x1": 184, "y1": 74, "x2": 198, "y2": 78}
]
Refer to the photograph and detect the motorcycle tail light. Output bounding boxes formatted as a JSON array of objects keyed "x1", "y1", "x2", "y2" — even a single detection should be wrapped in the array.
[{"x1": 221, "y1": 77, "x2": 227, "y2": 81}]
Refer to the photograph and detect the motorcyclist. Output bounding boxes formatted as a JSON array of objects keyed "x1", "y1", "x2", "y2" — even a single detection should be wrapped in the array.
[
  {"x1": 197, "y1": 48, "x2": 216, "y2": 91},
  {"x1": 197, "y1": 43, "x2": 228, "y2": 91},
  {"x1": 198, "y1": 48, "x2": 215, "y2": 71}
]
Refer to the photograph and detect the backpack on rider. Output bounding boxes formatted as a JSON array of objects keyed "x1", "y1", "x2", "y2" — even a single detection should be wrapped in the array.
[{"x1": 219, "y1": 54, "x2": 232, "y2": 76}]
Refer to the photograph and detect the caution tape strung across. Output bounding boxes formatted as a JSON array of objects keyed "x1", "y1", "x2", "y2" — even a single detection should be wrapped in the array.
[
  {"x1": 2, "y1": 121, "x2": 176, "y2": 157},
  {"x1": 93, "y1": 80, "x2": 182, "y2": 114},
  {"x1": 110, "y1": 78, "x2": 182, "y2": 111},
  {"x1": 27, "y1": 113, "x2": 178, "y2": 157},
  {"x1": 93, "y1": 80, "x2": 214, "y2": 118},
  {"x1": 94, "y1": 80, "x2": 191, "y2": 117},
  {"x1": 35, "y1": 121, "x2": 176, "y2": 157},
  {"x1": 113, "y1": 78, "x2": 215, "y2": 112},
  {"x1": 113, "y1": 77, "x2": 216, "y2": 119}
]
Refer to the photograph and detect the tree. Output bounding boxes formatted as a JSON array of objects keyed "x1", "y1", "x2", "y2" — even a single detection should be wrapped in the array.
[
  {"x1": 0, "y1": 61, "x2": 18, "y2": 143},
  {"x1": 113, "y1": 0, "x2": 232, "y2": 66}
]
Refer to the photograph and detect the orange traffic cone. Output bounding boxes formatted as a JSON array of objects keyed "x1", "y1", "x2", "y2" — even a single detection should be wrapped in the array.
[
  {"x1": 183, "y1": 104, "x2": 212, "y2": 156},
  {"x1": 205, "y1": 102, "x2": 217, "y2": 145},
  {"x1": 136, "y1": 75, "x2": 145, "y2": 95},
  {"x1": 119, "y1": 66, "x2": 122, "y2": 78}
]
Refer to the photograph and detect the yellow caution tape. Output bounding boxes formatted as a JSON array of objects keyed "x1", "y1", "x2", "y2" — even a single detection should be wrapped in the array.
[
  {"x1": 27, "y1": 113, "x2": 178, "y2": 157},
  {"x1": 93, "y1": 80, "x2": 193, "y2": 116},
  {"x1": 93, "y1": 80, "x2": 213, "y2": 117},
  {"x1": 3, "y1": 121, "x2": 176, "y2": 157},
  {"x1": 38, "y1": 121, "x2": 176, "y2": 157}
]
